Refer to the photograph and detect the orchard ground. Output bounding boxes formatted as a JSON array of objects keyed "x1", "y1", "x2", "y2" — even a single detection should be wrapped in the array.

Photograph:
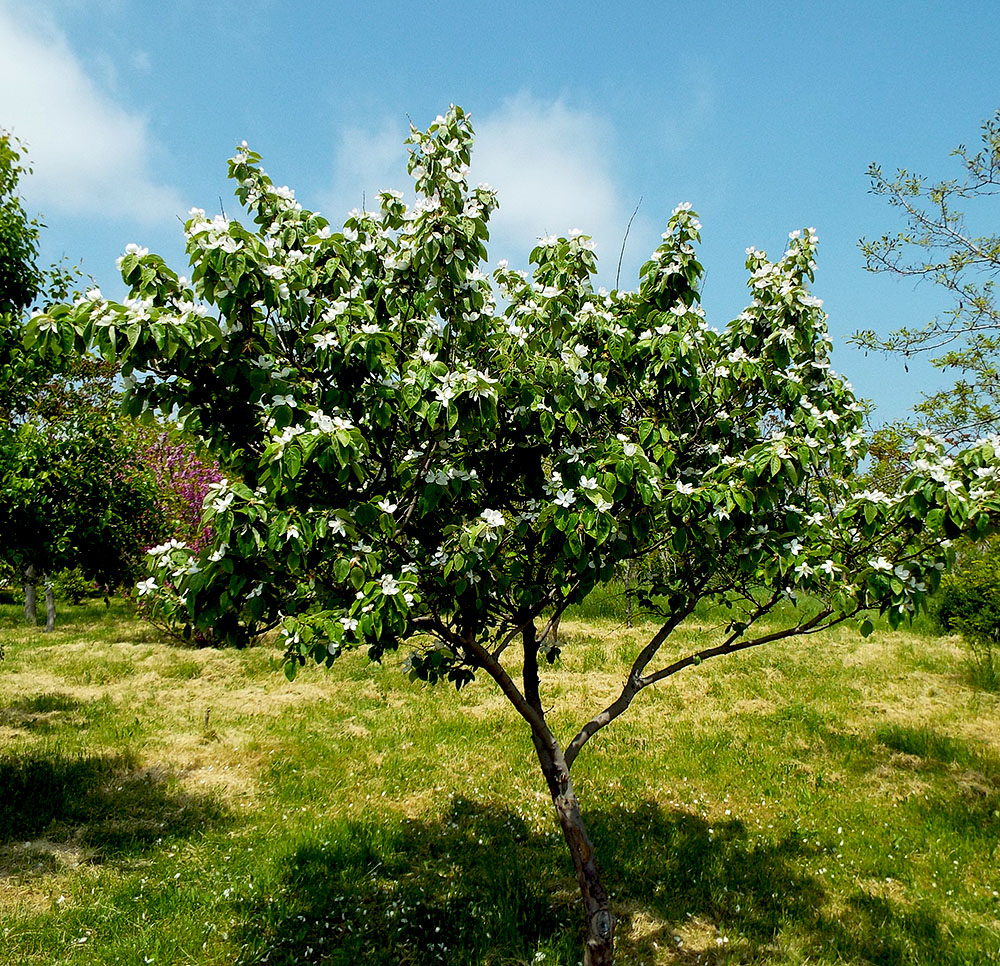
[{"x1": 0, "y1": 593, "x2": 998, "y2": 965}]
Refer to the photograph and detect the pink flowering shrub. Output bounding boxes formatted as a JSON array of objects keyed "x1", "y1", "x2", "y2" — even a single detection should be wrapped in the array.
[
  {"x1": 132, "y1": 433, "x2": 234, "y2": 646},
  {"x1": 141, "y1": 433, "x2": 222, "y2": 553}
]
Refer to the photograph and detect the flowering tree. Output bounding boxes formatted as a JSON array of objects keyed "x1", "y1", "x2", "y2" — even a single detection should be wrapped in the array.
[
  {"x1": 0, "y1": 413, "x2": 165, "y2": 625},
  {"x1": 28, "y1": 107, "x2": 1000, "y2": 964},
  {"x1": 131, "y1": 433, "x2": 232, "y2": 643}
]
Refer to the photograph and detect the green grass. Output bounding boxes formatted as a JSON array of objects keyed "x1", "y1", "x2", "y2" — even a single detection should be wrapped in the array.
[{"x1": 1, "y1": 598, "x2": 999, "y2": 964}]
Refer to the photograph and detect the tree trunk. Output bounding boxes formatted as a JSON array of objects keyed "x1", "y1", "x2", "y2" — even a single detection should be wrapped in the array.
[
  {"x1": 23, "y1": 565, "x2": 37, "y2": 625},
  {"x1": 533, "y1": 735, "x2": 615, "y2": 965},
  {"x1": 44, "y1": 577, "x2": 56, "y2": 632},
  {"x1": 542, "y1": 612, "x2": 561, "y2": 650}
]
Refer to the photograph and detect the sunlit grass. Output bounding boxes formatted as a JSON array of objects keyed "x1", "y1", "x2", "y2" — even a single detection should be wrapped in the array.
[{"x1": 1, "y1": 596, "x2": 998, "y2": 963}]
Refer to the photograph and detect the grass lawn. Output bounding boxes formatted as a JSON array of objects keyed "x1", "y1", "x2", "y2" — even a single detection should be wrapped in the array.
[{"x1": 0, "y1": 595, "x2": 998, "y2": 964}]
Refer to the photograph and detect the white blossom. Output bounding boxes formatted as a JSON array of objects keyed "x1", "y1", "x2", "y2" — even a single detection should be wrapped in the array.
[
  {"x1": 554, "y1": 490, "x2": 576, "y2": 508},
  {"x1": 208, "y1": 544, "x2": 229, "y2": 563},
  {"x1": 481, "y1": 509, "x2": 505, "y2": 529}
]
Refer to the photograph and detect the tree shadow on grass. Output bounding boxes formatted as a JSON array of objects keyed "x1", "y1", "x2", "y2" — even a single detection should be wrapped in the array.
[
  {"x1": 232, "y1": 799, "x2": 817, "y2": 965},
  {"x1": 0, "y1": 748, "x2": 227, "y2": 874},
  {"x1": 232, "y1": 798, "x2": 578, "y2": 966},
  {"x1": 593, "y1": 803, "x2": 985, "y2": 966},
  {"x1": 231, "y1": 795, "x2": 981, "y2": 966},
  {"x1": 590, "y1": 802, "x2": 824, "y2": 959},
  {"x1": 0, "y1": 691, "x2": 85, "y2": 733}
]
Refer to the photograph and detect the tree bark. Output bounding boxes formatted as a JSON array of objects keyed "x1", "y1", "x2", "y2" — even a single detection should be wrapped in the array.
[
  {"x1": 23, "y1": 565, "x2": 37, "y2": 625},
  {"x1": 44, "y1": 577, "x2": 56, "y2": 632},
  {"x1": 532, "y1": 734, "x2": 615, "y2": 965},
  {"x1": 471, "y1": 618, "x2": 616, "y2": 963},
  {"x1": 540, "y1": 612, "x2": 561, "y2": 650}
]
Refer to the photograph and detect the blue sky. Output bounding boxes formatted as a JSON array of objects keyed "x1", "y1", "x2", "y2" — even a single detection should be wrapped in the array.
[{"x1": 1, "y1": 0, "x2": 998, "y2": 425}]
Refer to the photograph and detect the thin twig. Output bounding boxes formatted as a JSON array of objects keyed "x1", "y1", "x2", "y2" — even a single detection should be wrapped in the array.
[{"x1": 616, "y1": 197, "x2": 642, "y2": 290}]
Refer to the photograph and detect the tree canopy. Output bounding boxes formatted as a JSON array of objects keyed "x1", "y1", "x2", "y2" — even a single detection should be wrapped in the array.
[
  {"x1": 0, "y1": 132, "x2": 39, "y2": 318},
  {"x1": 28, "y1": 106, "x2": 1000, "y2": 963},
  {"x1": 0, "y1": 130, "x2": 164, "y2": 627},
  {"x1": 855, "y1": 109, "x2": 1000, "y2": 442}
]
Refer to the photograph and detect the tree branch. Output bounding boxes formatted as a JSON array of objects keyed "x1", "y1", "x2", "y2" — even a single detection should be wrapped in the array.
[
  {"x1": 564, "y1": 589, "x2": 855, "y2": 769},
  {"x1": 461, "y1": 630, "x2": 551, "y2": 739},
  {"x1": 640, "y1": 607, "x2": 835, "y2": 689},
  {"x1": 564, "y1": 599, "x2": 696, "y2": 769}
]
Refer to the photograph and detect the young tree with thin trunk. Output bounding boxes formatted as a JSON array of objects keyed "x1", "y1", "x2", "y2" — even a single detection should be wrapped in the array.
[
  {"x1": 31, "y1": 107, "x2": 1000, "y2": 964},
  {"x1": 854, "y1": 109, "x2": 1000, "y2": 443}
]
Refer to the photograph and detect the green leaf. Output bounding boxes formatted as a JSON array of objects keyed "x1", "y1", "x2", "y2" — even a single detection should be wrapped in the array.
[
  {"x1": 401, "y1": 382, "x2": 421, "y2": 409},
  {"x1": 374, "y1": 401, "x2": 392, "y2": 429}
]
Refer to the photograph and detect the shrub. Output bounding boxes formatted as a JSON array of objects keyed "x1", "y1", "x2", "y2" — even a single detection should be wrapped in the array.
[
  {"x1": 52, "y1": 566, "x2": 97, "y2": 605},
  {"x1": 931, "y1": 537, "x2": 1000, "y2": 691}
]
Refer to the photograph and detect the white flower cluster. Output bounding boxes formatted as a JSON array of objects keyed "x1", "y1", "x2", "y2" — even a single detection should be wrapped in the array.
[
  {"x1": 116, "y1": 242, "x2": 149, "y2": 269},
  {"x1": 186, "y1": 209, "x2": 243, "y2": 253},
  {"x1": 425, "y1": 464, "x2": 479, "y2": 486},
  {"x1": 146, "y1": 538, "x2": 189, "y2": 558},
  {"x1": 310, "y1": 410, "x2": 354, "y2": 434}
]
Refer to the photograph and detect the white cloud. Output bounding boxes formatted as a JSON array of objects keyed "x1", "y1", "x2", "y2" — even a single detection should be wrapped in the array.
[
  {"x1": 322, "y1": 95, "x2": 645, "y2": 282},
  {"x1": 0, "y1": 3, "x2": 182, "y2": 222},
  {"x1": 470, "y1": 94, "x2": 638, "y2": 271},
  {"x1": 323, "y1": 118, "x2": 410, "y2": 220}
]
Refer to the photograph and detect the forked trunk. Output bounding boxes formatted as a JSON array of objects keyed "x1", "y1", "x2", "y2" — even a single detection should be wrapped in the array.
[
  {"x1": 533, "y1": 735, "x2": 615, "y2": 965},
  {"x1": 23, "y1": 565, "x2": 37, "y2": 625}
]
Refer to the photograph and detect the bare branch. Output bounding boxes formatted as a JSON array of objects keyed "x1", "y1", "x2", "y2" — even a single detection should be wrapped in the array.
[
  {"x1": 564, "y1": 601, "x2": 694, "y2": 768},
  {"x1": 461, "y1": 631, "x2": 551, "y2": 739},
  {"x1": 640, "y1": 608, "x2": 835, "y2": 689}
]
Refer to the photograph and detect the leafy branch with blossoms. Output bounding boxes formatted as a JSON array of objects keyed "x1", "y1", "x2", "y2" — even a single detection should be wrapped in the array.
[{"x1": 27, "y1": 105, "x2": 1000, "y2": 966}]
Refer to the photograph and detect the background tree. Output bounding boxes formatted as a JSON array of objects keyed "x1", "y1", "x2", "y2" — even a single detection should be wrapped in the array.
[
  {"x1": 0, "y1": 130, "x2": 42, "y2": 429},
  {"x1": 0, "y1": 130, "x2": 165, "y2": 628},
  {"x1": 854, "y1": 110, "x2": 1000, "y2": 443},
  {"x1": 929, "y1": 533, "x2": 1000, "y2": 691},
  {"x1": 0, "y1": 411, "x2": 165, "y2": 628},
  {"x1": 0, "y1": 129, "x2": 40, "y2": 620},
  {"x1": 31, "y1": 108, "x2": 1000, "y2": 964}
]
